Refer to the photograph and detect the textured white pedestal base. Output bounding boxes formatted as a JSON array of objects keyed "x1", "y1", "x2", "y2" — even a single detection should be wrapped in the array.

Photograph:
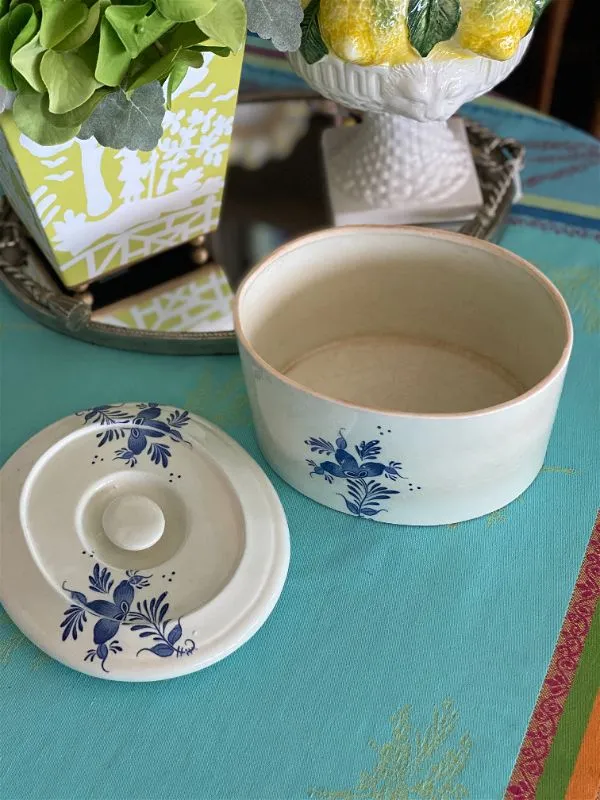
[{"x1": 323, "y1": 118, "x2": 484, "y2": 227}]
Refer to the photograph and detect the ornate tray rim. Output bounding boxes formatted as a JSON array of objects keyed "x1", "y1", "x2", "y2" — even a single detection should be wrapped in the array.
[{"x1": 0, "y1": 92, "x2": 524, "y2": 356}]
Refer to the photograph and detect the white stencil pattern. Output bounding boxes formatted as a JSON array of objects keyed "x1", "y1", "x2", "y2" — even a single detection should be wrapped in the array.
[{"x1": 97, "y1": 267, "x2": 233, "y2": 332}]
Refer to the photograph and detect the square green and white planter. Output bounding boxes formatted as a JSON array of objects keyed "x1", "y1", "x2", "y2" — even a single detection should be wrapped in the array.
[{"x1": 0, "y1": 51, "x2": 243, "y2": 290}]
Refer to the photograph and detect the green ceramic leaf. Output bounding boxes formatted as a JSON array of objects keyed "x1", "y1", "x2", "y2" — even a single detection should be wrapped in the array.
[
  {"x1": 95, "y1": 16, "x2": 130, "y2": 85},
  {"x1": 530, "y1": 0, "x2": 551, "y2": 30},
  {"x1": 12, "y1": 90, "x2": 80, "y2": 144},
  {"x1": 156, "y1": 0, "x2": 214, "y2": 23},
  {"x1": 0, "y1": 0, "x2": 9, "y2": 16},
  {"x1": 40, "y1": 50, "x2": 99, "y2": 113},
  {"x1": 160, "y1": 20, "x2": 207, "y2": 49},
  {"x1": 127, "y1": 46, "x2": 180, "y2": 92},
  {"x1": 39, "y1": 0, "x2": 87, "y2": 49},
  {"x1": 78, "y1": 81, "x2": 164, "y2": 150},
  {"x1": 10, "y1": 31, "x2": 45, "y2": 92},
  {"x1": 300, "y1": 0, "x2": 326, "y2": 65},
  {"x1": 166, "y1": 59, "x2": 187, "y2": 107},
  {"x1": 53, "y1": 0, "x2": 106, "y2": 52},
  {"x1": 105, "y1": 3, "x2": 173, "y2": 57},
  {"x1": 195, "y1": 0, "x2": 246, "y2": 52},
  {"x1": 407, "y1": 0, "x2": 460, "y2": 57},
  {"x1": 0, "y1": 4, "x2": 37, "y2": 90},
  {"x1": 42, "y1": 85, "x2": 112, "y2": 127}
]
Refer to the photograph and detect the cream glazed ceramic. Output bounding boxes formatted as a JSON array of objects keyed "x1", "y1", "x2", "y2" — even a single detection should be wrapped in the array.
[
  {"x1": 235, "y1": 227, "x2": 573, "y2": 526},
  {"x1": 0, "y1": 405, "x2": 289, "y2": 681},
  {"x1": 288, "y1": 41, "x2": 530, "y2": 224}
]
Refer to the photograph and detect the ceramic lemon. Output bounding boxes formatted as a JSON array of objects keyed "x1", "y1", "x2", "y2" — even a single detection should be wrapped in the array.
[
  {"x1": 458, "y1": 0, "x2": 534, "y2": 60},
  {"x1": 300, "y1": 0, "x2": 549, "y2": 66},
  {"x1": 318, "y1": 0, "x2": 415, "y2": 67}
]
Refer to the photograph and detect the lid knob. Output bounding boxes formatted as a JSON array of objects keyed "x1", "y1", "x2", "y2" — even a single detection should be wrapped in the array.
[{"x1": 102, "y1": 495, "x2": 165, "y2": 552}]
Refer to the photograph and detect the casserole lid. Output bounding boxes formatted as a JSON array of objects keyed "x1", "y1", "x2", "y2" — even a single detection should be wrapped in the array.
[{"x1": 0, "y1": 403, "x2": 289, "y2": 681}]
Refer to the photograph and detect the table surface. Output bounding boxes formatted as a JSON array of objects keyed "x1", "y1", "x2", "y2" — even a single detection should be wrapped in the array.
[{"x1": 1, "y1": 46, "x2": 599, "y2": 800}]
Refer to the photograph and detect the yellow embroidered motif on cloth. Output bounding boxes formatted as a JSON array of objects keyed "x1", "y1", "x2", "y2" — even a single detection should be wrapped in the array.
[
  {"x1": 550, "y1": 265, "x2": 600, "y2": 334},
  {"x1": 310, "y1": 699, "x2": 472, "y2": 799}
]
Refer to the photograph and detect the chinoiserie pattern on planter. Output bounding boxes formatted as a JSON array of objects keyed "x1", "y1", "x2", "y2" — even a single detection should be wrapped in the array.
[
  {"x1": 61, "y1": 564, "x2": 196, "y2": 673},
  {"x1": 78, "y1": 403, "x2": 191, "y2": 468},
  {"x1": 0, "y1": 53, "x2": 243, "y2": 288},
  {"x1": 305, "y1": 430, "x2": 420, "y2": 518}
]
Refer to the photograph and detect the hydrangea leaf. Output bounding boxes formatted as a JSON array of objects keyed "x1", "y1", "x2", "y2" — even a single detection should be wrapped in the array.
[
  {"x1": 78, "y1": 81, "x2": 164, "y2": 150},
  {"x1": 95, "y1": 16, "x2": 131, "y2": 86},
  {"x1": 0, "y1": 4, "x2": 38, "y2": 90},
  {"x1": 10, "y1": 3, "x2": 38, "y2": 54},
  {"x1": 105, "y1": 3, "x2": 174, "y2": 57},
  {"x1": 166, "y1": 59, "x2": 188, "y2": 108},
  {"x1": 13, "y1": 90, "x2": 80, "y2": 145},
  {"x1": 53, "y1": 0, "x2": 106, "y2": 52},
  {"x1": 407, "y1": 0, "x2": 461, "y2": 57},
  {"x1": 40, "y1": 50, "x2": 99, "y2": 113},
  {"x1": 196, "y1": 0, "x2": 246, "y2": 53},
  {"x1": 177, "y1": 48, "x2": 206, "y2": 67},
  {"x1": 39, "y1": 0, "x2": 87, "y2": 49},
  {"x1": 160, "y1": 21, "x2": 207, "y2": 49},
  {"x1": 10, "y1": 31, "x2": 45, "y2": 92},
  {"x1": 156, "y1": 0, "x2": 215, "y2": 23},
  {"x1": 192, "y1": 43, "x2": 229, "y2": 56},
  {"x1": 127, "y1": 46, "x2": 180, "y2": 92},
  {"x1": 245, "y1": 0, "x2": 303, "y2": 51},
  {"x1": 42, "y1": 86, "x2": 112, "y2": 128}
]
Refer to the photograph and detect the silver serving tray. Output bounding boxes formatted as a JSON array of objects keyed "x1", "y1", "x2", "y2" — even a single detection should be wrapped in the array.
[{"x1": 0, "y1": 94, "x2": 524, "y2": 355}]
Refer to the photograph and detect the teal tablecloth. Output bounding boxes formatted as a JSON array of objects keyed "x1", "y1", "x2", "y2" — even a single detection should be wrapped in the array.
[{"x1": 0, "y1": 48, "x2": 599, "y2": 800}]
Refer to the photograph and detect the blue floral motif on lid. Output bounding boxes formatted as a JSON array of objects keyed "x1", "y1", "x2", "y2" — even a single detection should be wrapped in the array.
[
  {"x1": 306, "y1": 431, "x2": 417, "y2": 518},
  {"x1": 61, "y1": 564, "x2": 195, "y2": 673},
  {"x1": 77, "y1": 403, "x2": 191, "y2": 468}
]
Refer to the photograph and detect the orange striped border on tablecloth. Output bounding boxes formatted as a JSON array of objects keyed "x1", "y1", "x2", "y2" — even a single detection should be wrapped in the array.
[
  {"x1": 506, "y1": 511, "x2": 600, "y2": 799},
  {"x1": 565, "y1": 690, "x2": 600, "y2": 800}
]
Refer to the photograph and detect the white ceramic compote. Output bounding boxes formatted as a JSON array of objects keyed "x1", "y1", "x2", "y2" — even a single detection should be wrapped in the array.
[{"x1": 288, "y1": 0, "x2": 535, "y2": 225}]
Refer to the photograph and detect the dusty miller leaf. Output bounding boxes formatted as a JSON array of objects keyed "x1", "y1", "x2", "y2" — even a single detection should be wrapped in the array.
[
  {"x1": 78, "y1": 81, "x2": 164, "y2": 150},
  {"x1": 245, "y1": 0, "x2": 303, "y2": 52},
  {"x1": 300, "y1": 0, "x2": 327, "y2": 65},
  {"x1": 407, "y1": 0, "x2": 460, "y2": 58}
]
